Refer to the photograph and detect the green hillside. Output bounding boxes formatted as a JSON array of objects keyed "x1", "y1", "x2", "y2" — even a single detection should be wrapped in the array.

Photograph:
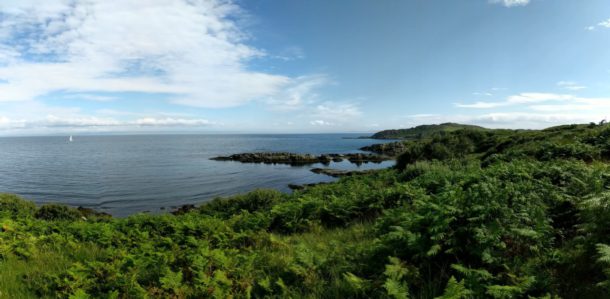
[
  {"x1": 370, "y1": 123, "x2": 486, "y2": 139},
  {"x1": 1, "y1": 122, "x2": 610, "y2": 298}
]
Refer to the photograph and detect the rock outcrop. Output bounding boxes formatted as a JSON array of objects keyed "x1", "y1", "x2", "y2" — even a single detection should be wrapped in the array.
[{"x1": 211, "y1": 152, "x2": 390, "y2": 165}]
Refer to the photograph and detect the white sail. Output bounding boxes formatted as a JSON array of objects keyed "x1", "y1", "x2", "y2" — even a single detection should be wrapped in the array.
[{"x1": 69, "y1": 135, "x2": 73, "y2": 142}]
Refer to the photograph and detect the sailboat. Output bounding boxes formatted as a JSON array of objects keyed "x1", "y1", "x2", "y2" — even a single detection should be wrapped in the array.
[{"x1": 69, "y1": 135, "x2": 73, "y2": 142}]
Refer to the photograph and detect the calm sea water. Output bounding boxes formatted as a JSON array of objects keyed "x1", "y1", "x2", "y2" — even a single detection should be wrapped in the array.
[{"x1": 0, "y1": 134, "x2": 394, "y2": 216}]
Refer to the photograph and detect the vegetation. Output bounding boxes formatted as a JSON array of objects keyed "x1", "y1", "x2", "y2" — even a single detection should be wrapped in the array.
[
  {"x1": 1, "y1": 122, "x2": 610, "y2": 298},
  {"x1": 369, "y1": 123, "x2": 486, "y2": 139}
]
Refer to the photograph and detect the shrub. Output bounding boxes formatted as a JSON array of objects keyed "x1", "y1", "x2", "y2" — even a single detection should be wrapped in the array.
[{"x1": 35, "y1": 204, "x2": 82, "y2": 221}]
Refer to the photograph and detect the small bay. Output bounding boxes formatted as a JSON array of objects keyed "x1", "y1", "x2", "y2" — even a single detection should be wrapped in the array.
[{"x1": 0, "y1": 134, "x2": 394, "y2": 216}]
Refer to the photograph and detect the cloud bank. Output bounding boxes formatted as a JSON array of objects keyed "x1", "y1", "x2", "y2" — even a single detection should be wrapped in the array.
[
  {"x1": 0, "y1": 0, "x2": 289, "y2": 107},
  {"x1": 0, "y1": 115, "x2": 213, "y2": 131},
  {"x1": 456, "y1": 93, "x2": 609, "y2": 110},
  {"x1": 447, "y1": 92, "x2": 610, "y2": 129},
  {"x1": 490, "y1": 0, "x2": 530, "y2": 8},
  {"x1": 0, "y1": 0, "x2": 369, "y2": 133}
]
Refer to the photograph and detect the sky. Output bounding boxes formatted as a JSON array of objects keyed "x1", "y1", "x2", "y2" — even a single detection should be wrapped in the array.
[{"x1": 0, "y1": 0, "x2": 609, "y2": 135}]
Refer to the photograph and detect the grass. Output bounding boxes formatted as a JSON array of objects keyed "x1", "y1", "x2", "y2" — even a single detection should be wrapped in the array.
[{"x1": 0, "y1": 243, "x2": 106, "y2": 299}]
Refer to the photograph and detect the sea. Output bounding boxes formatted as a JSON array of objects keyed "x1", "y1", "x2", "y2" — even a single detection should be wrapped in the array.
[{"x1": 0, "y1": 134, "x2": 395, "y2": 216}]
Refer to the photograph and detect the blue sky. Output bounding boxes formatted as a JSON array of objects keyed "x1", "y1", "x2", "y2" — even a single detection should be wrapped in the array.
[{"x1": 0, "y1": 0, "x2": 609, "y2": 135}]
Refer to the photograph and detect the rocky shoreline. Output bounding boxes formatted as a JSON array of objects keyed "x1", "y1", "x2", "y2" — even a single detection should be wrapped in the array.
[
  {"x1": 210, "y1": 148, "x2": 397, "y2": 192},
  {"x1": 210, "y1": 152, "x2": 391, "y2": 165}
]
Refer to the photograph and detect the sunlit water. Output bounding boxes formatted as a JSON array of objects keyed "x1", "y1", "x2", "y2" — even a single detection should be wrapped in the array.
[{"x1": 0, "y1": 134, "x2": 395, "y2": 216}]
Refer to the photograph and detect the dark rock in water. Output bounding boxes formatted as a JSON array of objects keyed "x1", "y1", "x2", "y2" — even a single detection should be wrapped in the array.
[
  {"x1": 327, "y1": 153, "x2": 344, "y2": 162},
  {"x1": 171, "y1": 204, "x2": 197, "y2": 215},
  {"x1": 346, "y1": 153, "x2": 387, "y2": 163},
  {"x1": 211, "y1": 152, "x2": 322, "y2": 165},
  {"x1": 360, "y1": 141, "x2": 409, "y2": 157},
  {"x1": 288, "y1": 184, "x2": 305, "y2": 190},
  {"x1": 310, "y1": 168, "x2": 375, "y2": 177},
  {"x1": 211, "y1": 152, "x2": 391, "y2": 165}
]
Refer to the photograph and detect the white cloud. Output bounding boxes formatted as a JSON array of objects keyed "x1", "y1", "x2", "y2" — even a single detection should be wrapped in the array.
[
  {"x1": 265, "y1": 75, "x2": 329, "y2": 111},
  {"x1": 557, "y1": 81, "x2": 586, "y2": 91},
  {"x1": 0, "y1": 114, "x2": 212, "y2": 130},
  {"x1": 456, "y1": 101, "x2": 509, "y2": 109},
  {"x1": 0, "y1": 116, "x2": 26, "y2": 129},
  {"x1": 305, "y1": 102, "x2": 362, "y2": 127},
  {"x1": 313, "y1": 102, "x2": 362, "y2": 121},
  {"x1": 587, "y1": 18, "x2": 610, "y2": 31},
  {"x1": 0, "y1": 100, "x2": 213, "y2": 132},
  {"x1": 528, "y1": 104, "x2": 599, "y2": 112},
  {"x1": 473, "y1": 113, "x2": 606, "y2": 126},
  {"x1": 0, "y1": 0, "x2": 292, "y2": 107},
  {"x1": 263, "y1": 75, "x2": 363, "y2": 128},
  {"x1": 459, "y1": 93, "x2": 610, "y2": 113},
  {"x1": 134, "y1": 117, "x2": 211, "y2": 126},
  {"x1": 65, "y1": 94, "x2": 118, "y2": 102},
  {"x1": 456, "y1": 92, "x2": 576, "y2": 108},
  {"x1": 441, "y1": 91, "x2": 610, "y2": 128},
  {"x1": 43, "y1": 115, "x2": 123, "y2": 127},
  {"x1": 506, "y1": 92, "x2": 574, "y2": 104},
  {"x1": 310, "y1": 120, "x2": 333, "y2": 126},
  {"x1": 490, "y1": 0, "x2": 530, "y2": 7}
]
